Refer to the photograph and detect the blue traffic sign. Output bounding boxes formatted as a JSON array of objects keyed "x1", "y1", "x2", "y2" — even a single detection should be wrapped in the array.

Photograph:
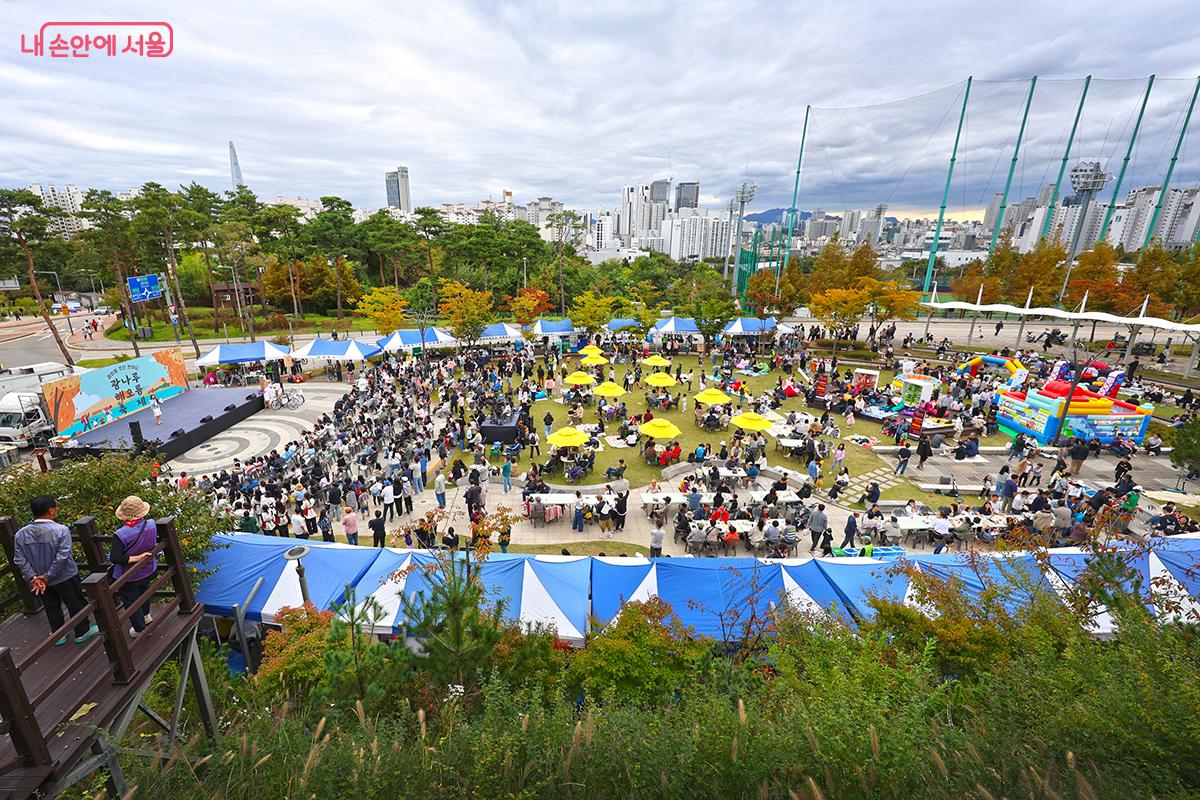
[{"x1": 127, "y1": 274, "x2": 162, "y2": 303}]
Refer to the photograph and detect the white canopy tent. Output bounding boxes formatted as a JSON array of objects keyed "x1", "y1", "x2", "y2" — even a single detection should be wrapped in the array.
[
  {"x1": 922, "y1": 297, "x2": 1200, "y2": 378},
  {"x1": 921, "y1": 300, "x2": 1200, "y2": 333}
]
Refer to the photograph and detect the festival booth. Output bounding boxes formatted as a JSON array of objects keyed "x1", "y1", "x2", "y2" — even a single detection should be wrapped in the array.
[
  {"x1": 533, "y1": 318, "x2": 575, "y2": 338},
  {"x1": 652, "y1": 316, "x2": 700, "y2": 336},
  {"x1": 378, "y1": 327, "x2": 458, "y2": 352},
  {"x1": 479, "y1": 322, "x2": 523, "y2": 344},
  {"x1": 723, "y1": 317, "x2": 777, "y2": 336},
  {"x1": 195, "y1": 534, "x2": 381, "y2": 623},
  {"x1": 291, "y1": 338, "x2": 382, "y2": 361},
  {"x1": 195, "y1": 535, "x2": 1200, "y2": 643},
  {"x1": 994, "y1": 379, "x2": 1153, "y2": 445},
  {"x1": 195, "y1": 341, "x2": 291, "y2": 367}
]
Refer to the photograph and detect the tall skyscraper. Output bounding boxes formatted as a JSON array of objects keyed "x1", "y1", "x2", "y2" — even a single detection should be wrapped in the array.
[
  {"x1": 674, "y1": 181, "x2": 700, "y2": 211},
  {"x1": 229, "y1": 141, "x2": 244, "y2": 189},
  {"x1": 385, "y1": 166, "x2": 412, "y2": 212}
]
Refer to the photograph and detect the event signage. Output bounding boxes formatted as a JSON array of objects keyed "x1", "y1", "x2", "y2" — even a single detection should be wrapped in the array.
[
  {"x1": 815, "y1": 374, "x2": 828, "y2": 398},
  {"x1": 41, "y1": 347, "x2": 189, "y2": 436},
  {"x1": 127, "y1": 274, "x2": 162, "y2": 303},
  {"x1": 910, "y1": 408, "x2": 926, "y2": 437}
]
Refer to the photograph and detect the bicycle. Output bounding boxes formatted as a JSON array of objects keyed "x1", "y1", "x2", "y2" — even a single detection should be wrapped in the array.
[{"x1": 268, "y1": 389, "x2": 306, "y2": 410}]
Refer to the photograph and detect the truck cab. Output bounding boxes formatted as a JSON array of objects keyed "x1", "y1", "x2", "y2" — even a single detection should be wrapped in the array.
[{"x1": 0, "y1": 392, "x2": 54, "y2": 448}]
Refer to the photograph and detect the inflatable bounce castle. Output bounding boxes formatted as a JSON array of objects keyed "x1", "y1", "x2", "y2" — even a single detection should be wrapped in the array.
[
  {"x1": 959, "y1": 354, "x2": 1150, "y2": 445},
  {"x1": 995, "y1": 380, "x2": 1151, "y2": 445}
]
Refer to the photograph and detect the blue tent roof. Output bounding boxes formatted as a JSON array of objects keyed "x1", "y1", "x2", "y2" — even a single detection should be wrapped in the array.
[
  {"x1": 653, "y1": 316, "x2": 700, "y2": 334},
  {"x1": 815, "y1": 558, "x2": 909, "y2": 622},
  {"x1": 533, "y1": 318, "x2": 574, "y2": 335},
  {"x1": 606, "y1": 318, "x2": 640, "y2": 331},
  {"x1": 197, "y1": 534, "x2": 380, "y2": 622}
]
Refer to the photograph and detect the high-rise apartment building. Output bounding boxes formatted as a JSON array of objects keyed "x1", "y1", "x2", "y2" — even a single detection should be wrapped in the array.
[
  {"x1": 674, "y1": 181, "x2": 700, "y2": 210},
  {"x1": 659, "y1": 208, "x2": 732, "y2": 261},
  {"x1": 385, "y1": 166, "x2": 412, "y2": 212},
  {"x1": 28, "y1": 183, "x2": 87, "y2": 236}
]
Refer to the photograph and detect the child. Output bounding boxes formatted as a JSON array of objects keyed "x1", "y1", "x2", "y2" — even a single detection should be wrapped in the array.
[{"x1": 1030, "y1": 462, "x2": 1044, "y2": 487}]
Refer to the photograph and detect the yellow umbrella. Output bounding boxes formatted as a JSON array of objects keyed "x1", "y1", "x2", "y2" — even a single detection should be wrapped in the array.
[
  {"x1": 644, "y1": 372, "x2": 677, "y2": 387},
  {"x1": 730, "y1": 412, "x2": 774, "y2": 432},
  {"x1": 581, "y1": 354, "x2": 609, "y2": 366},
  {"x1": 694, "y1": 388, "x2": 732, "y2": 405},
  {"x1": 547, "y1": 426, "x2": 590, "y2": 447},
  {"x1": 564, "y1": 371, "x2": 597, "y2": 385},
  {"x1": 593, "y1": 381, "x2": 627, "y2": 398},
  {"x1": 642, "y1": 354, "x2": 671, "y2": 367},
  {"x1": 639, "y1": 418, "x2": 682, "y2": 439},
  {"x1": 579, "y1": 344, "x2": 603, "y2": 356}
]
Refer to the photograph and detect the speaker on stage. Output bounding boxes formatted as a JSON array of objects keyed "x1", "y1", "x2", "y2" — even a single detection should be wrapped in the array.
[
  {"x1": 129, "y1": 420, "x2": 144, "y2": 446},
  {"x1": 199, "y1": 415, "x2": 214, "y2": 423},
  {"x1": 169, "y1": 428, "x2": 186, "y2": 439},
  {"x1": 224, "y1": 404, "x2": 237, "y2": 411}
]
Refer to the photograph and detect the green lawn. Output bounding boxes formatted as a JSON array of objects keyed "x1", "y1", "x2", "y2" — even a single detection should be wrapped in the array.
[
  {"x1": 473, "y1": 355, "x2": 995, "y2": 498},
  {"x1": 75, "y1": 355, "x2": 134, "y2": 368},
  {"x1": 507, "y1": 541, "x2": 647, "y2": 556}
]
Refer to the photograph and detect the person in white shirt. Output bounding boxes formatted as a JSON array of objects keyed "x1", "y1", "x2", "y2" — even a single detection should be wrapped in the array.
[
  {"x1": 649, "y1": 520, "x2": 665, "y2": 557},
  {"x1": 381, "y1": 481, "x2": 396, "y2": 521}
]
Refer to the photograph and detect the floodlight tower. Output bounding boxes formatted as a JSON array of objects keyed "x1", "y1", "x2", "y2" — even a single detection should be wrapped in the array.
[
  {"x1": 727, "y1": 182, "x2": 757, "y2": 295},
  {"x1": 1057, "y1": 160, "x2": 1111, "y2": 303}
]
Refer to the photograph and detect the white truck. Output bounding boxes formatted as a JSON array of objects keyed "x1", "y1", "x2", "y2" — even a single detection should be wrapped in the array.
[
  {"x1": 0, "y1": 392, "x2": 55, "y2": 448},
  {"x1": 0, "y1": 362, "x2": 77, "y2": 396}
]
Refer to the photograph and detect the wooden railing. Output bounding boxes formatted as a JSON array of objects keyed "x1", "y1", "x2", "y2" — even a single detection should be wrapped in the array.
[{"x1": 0, "y1": 516, "x2": 196, "y2": 771}]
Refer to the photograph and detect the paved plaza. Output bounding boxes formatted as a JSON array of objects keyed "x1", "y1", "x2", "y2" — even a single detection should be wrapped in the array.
[{"x1": 166, "y1": 370, "x2": 1188, "y2": 557}]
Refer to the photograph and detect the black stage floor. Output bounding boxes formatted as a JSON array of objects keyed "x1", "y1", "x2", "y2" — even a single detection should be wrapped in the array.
[
  {"x1": 480, "y1": 411, "x2": 520, "y2": 444},
  {"x1": 51, "y1": 387, "x2": 263, "y2": 461}
]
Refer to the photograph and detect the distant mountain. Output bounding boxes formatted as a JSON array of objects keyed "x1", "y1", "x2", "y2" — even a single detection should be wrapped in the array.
[{"x1": 744, "y1": 208, "x2": 811, "y2": 225}]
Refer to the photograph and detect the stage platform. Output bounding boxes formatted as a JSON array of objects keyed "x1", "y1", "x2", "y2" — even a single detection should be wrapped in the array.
[
  {"x1": 480, "y1": 411, "x2": 520, "y2": 444},
  {"x1": 51, "y1": 387, "x2": 263, "y2": 462}
]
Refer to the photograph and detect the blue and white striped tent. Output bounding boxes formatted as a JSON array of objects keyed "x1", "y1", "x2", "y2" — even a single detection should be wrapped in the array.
[
  {"x1": 533, "y1": 318, "x2": 574, "y2": 337},
  {"x1": 196, "y1": 535, "x2": 1200, "y2": 644},
  {"x1": 723, "y1": 316, "x2": 777, "y2": 336},
  {"x1": 480, "y1": 322, "x2": 524, "y2": 342},
  {"x1": 291, "y1": 338, "x2": 382, "y2": 361},
  {"x1": 377, "y1": 327, "x2": 458, "y2": 352},
  {"x1": 196, "y1": 534, "x2": 380, "y2": 623},
  {"x1": 653, "y1": 316, "x2": 700, "y2": 335},
  {"x1": 196, "y1": 341, "x2": 291, "y2": 367}
]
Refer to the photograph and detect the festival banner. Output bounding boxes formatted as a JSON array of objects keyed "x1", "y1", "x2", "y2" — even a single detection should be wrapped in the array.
[
  {"x1": 815, "y1": 373, "x2": 828, "y2": 398},
  {"x1": 910, "y1": 408, "x2": 926, "y2": 438},
  {"x1": 42, "y1": 347, "x2": 189, "y2": 436}
]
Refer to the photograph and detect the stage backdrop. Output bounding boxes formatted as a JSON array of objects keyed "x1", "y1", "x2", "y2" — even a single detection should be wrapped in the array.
[{"x1": 43, "y1": 348, "x2": 189, "y2": 436}]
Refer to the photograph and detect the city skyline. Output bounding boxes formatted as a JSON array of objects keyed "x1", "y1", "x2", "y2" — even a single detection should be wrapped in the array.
[{"x1": 3, "y1": 2, "x2": 1200, "y2": 217}]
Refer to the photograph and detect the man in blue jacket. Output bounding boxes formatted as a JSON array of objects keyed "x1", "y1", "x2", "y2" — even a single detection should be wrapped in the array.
[{"x1": 13, "y1": 495, "x2": 99, "y2": 645}]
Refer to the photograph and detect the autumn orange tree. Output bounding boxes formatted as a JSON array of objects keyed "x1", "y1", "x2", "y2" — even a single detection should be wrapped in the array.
[
  {"x1": 504, "y1": 287, "x2": 552, "y2": 328},
  {"x1": 438, "y1": 279, "x2": 495, "y2": 350}
]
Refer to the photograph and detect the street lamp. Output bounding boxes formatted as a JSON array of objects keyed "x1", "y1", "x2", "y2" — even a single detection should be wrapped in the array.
[
  {"x1": 34, "y1": 270, "x2": 73, "y2": 333},
  {"x1": 283, "y1": 545, "x2": 312, "y2": 605}
]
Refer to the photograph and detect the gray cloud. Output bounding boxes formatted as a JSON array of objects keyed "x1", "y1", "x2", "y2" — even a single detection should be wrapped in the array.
[{"x1": 1, "y1": 0, "x2": 1198, "y2": 217}]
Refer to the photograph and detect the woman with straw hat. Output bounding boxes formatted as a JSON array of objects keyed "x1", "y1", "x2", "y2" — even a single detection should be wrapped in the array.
[{"x1": 111, "y1": 495, "x2": 158, "y2": 638}]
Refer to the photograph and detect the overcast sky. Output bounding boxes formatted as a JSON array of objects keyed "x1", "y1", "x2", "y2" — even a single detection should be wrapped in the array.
[{"x1": 3, "y1": 0, "x2": 1200, "y2": 219}]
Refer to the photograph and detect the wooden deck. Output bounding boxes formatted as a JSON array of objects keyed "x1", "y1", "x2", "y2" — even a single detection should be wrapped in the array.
[
  {"x1": 0, "y1": 516, "x2": 207, "y2": 799},
  {"x1": 0, "y1": 603, "x2": 202, "y2": 798}
]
